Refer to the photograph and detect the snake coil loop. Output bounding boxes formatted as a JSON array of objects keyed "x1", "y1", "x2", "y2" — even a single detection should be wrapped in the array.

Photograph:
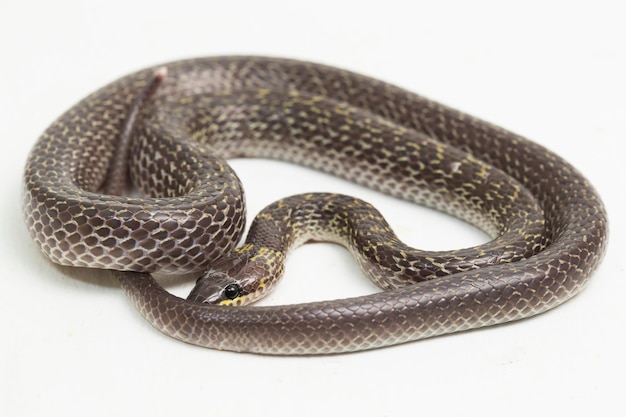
[{"x1": 23, "y1": 57, "x2": 607, "y2": 354}]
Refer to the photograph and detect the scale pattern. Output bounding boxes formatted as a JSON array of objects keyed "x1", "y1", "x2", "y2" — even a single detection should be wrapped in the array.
[{"x1": 23, "y1": 57, "x2": 607, "y2": 354}]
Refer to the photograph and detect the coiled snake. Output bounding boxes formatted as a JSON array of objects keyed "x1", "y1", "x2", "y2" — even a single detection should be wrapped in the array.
[{"x1": 23, "y1": 57, "x2": 607, "y2": 354}]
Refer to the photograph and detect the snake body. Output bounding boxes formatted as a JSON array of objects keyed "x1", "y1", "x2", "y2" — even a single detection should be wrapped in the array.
[{"x1": 23, "y1": 57, "x2": 607, "y2": 354}]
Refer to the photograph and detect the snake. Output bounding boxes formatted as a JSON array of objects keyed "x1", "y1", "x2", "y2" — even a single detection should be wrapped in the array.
[{"x1": 23, "y1": 56, "x2": 608, "y2": 355}]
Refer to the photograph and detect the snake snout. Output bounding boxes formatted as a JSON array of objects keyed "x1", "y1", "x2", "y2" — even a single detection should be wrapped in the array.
[{"x1": 187, "y1": 272, "x2": 229, "y2": 304}]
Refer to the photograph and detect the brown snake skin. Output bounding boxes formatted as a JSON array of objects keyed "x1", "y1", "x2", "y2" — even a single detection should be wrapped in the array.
[{"x1": 23, "y1": 57, "x2": 607, "y2": 354}]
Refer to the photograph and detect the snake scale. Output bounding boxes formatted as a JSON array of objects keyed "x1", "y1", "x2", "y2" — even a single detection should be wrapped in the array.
[{"x1": 23, "y1": 57, "x2": 607, "y2": 355}]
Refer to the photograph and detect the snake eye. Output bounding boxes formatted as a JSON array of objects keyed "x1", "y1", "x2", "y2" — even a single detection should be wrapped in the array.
[{"x1": 223, "y1": 283, "x2": 242, "y2": 300}]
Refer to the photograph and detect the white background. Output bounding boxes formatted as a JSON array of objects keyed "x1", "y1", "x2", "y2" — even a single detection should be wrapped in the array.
[{"x1": 1, "y1": 1, "x2": 624, "y2": 416}]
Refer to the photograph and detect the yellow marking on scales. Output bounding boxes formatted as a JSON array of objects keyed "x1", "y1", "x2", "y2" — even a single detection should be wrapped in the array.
[
  {"x1": 235, "y1": 243, "x2": 255, "y2": 254},
  {"x1": 425, "y1": 257, "x2": 452, "y2": 275}
]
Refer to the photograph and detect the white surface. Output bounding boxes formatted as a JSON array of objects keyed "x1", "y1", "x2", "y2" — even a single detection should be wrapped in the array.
[{"x1": 1, "y1": 1, "x2": 624, "y2": 416}]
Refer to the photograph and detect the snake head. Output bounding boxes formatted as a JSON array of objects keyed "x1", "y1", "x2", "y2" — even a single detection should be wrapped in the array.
[{"x1": 187, "y1": 252, "x2": 268, "y2": 306}]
